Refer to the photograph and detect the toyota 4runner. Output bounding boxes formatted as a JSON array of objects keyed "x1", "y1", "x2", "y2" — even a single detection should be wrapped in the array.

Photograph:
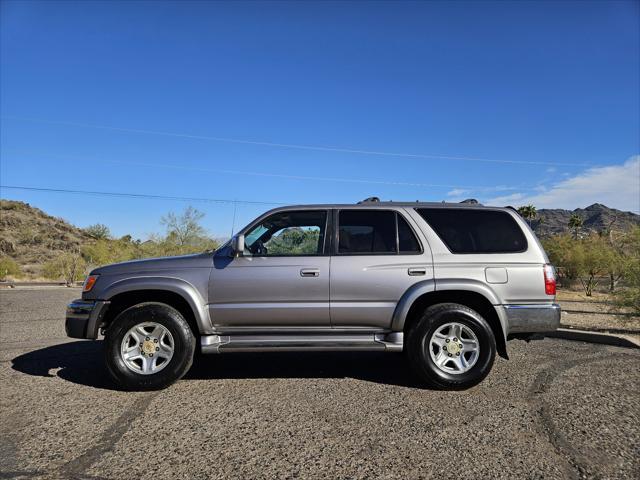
[{"x1": 66, "y1": 198, "x2": 560, "y2": 390}]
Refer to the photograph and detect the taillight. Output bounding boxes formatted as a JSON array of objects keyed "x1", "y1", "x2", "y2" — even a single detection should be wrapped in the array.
[{"x1": 543, "y1": 264, "x2": 556, "y2": 296}]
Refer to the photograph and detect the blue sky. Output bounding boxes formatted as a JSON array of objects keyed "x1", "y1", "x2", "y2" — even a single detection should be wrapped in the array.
[{"x1": 1, "y1": 0, "x2": 639, "y2": 239}]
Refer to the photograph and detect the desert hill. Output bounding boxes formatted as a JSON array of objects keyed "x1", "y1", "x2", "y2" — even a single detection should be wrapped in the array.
[
  {"x1": 0, "y1": 200, "x2": 94, "y2": 277},
  {"x1": 533, "y1": 203, "x2": 639, "y2": 237}
]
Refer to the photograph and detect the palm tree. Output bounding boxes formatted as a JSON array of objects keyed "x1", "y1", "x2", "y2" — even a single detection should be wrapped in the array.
[
  {"x1": 568, "y1": 214, "x2": 584, "y2": 239},
  {"x1": 517, "y1": 205, "x2": 537, "y2": 227}
]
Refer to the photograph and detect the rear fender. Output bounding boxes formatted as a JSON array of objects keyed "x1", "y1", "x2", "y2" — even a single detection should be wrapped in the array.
[{"x1": 391, "y1": 278, "x2": 508, "y2": 343}]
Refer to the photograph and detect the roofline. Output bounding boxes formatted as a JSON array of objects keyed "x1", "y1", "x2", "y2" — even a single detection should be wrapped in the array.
[{"x1": 258, "y1": 201, "x2": 509, "y2": 212}]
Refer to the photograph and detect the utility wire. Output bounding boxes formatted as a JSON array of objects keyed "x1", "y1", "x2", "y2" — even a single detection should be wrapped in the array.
[
  {"x1": 3, "y1": 150, "x2": 531, "y2": 192},
  {"x1": 2, "y1": 115, "x2": 593, "y2": 167},
  {"x1": 0, "y1": 185, "x2": 285, "y2": 206}
]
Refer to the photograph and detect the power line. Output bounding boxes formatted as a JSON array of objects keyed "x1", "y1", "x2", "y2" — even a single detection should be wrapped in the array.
[
  {"x1": 0, "y1": 185, "x2": 285, "y2": 206},
  {"x1": 2, "y1": 115, "x2": 593, "y2": 167},
  {"x1": 3, "y1": 150, "x2": 533, "y2": 192}
]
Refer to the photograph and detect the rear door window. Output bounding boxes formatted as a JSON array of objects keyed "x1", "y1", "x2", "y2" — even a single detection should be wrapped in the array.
[
  {"x1": 337, "y1": 210, "x2": 422, "y2": 254},
  {"x1": 416, "y1": 208, "x2": 527, "y2": 254}
]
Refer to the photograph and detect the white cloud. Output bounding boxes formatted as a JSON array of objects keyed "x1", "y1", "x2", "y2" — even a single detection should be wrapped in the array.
[
  {"x1": 485, "y1": 156, "x2": 640, "y2": 212},
  {"x1": 447, "y1": 188, "x2": 469, "y2": 197}
]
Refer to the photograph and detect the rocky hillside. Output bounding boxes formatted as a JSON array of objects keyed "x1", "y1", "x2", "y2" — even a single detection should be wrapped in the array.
[
  {"x1": 0, "y1": 200, "x2": 94, "y2": 277},
  {"x1": 532, "y1": 204, "x2": 639, "y2": 237}
]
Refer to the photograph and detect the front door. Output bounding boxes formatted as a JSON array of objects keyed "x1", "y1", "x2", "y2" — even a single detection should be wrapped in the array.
[{"x1": 209, "y1": 209, "x2": 330, "y2": 328}]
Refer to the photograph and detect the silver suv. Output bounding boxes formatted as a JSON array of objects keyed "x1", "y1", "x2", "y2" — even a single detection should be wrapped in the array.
[{"x1": 66, "y1": 198, "x2": 560, "y2": 390}]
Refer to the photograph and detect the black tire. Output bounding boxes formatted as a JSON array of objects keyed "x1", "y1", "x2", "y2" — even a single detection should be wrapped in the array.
[
  {"x1": 406, "y1": 303, "x2": 496, "y2": 390},
  {"x1": 104, "y1": 302, "x2": 196, "y2": 391}
]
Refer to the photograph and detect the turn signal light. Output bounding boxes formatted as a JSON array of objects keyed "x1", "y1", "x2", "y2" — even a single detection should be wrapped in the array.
[
  {"x1": 543, "y1": 265, "x2": 556, "y2": 296},
  {"x1": 82, "y1": 275, "x2": 99, "y2": 292}
]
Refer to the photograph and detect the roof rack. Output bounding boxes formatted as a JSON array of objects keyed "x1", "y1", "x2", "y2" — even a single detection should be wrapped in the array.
[{"x1": 358, "y1": 196, "x2": 380, "y2": 204}]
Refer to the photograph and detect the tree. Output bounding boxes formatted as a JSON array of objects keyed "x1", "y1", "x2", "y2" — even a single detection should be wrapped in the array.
[
  {"x1": 544, "y1": 233, "x2": 614, "y2": 295},
  {"x1": 568, "y1": 214, "x2": 584, "y2": 239},
  {"x1": 613, "y1": 227, "x2": 640, "y2": 314},
  {"x1": 267, "y1": 228, "x2": 320, "y2": 255},
  {"x1": 0, "y1": 256, "x2": 21, "y2": 281},
  {"x1": 84, "y1": 223, "x2": 111, "y2": 240},
  {"x1": 43, "y1": 251, "x2": 87, "y2": 286},
  {"x1": 160, "y1": 206, "x2": 207, "y2": 247},
  {"x1": 556, "y1": 234, "x2": 611, "y2": 296},
  {"x1": 517, "y1": 205, "x2": 537, "y2": 227},
  {"x1": 600, "y1": 223, "x2": 629, "y2": 292}
]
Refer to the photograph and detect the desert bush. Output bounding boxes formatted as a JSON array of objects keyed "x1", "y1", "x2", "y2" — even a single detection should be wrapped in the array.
[
  {"x1": 613, "y1": 227, "x2": 640, "y2": 314},
  {"x1": 0, "y1": 256, "x2": 21, "y2": 281},
  {"x1": 544, "y1": 233, "x2": 614, "y2": 296},
  {"x1": 43, "y1": 251, "x2": 87, "y2": 285},
  {"x1": 84, "y1": 223, "x2": 111, "y2": 240}
]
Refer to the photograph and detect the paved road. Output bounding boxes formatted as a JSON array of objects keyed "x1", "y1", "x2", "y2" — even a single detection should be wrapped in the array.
[{"x1": 1, "y1": 288, "x2": 639, "y2": 479}]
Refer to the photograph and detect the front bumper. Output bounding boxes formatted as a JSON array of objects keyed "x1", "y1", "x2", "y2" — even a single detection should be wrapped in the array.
[
  {"x1": 500, "y1": 303, "x2": 561, "y2": 334},
  {"x1": 65, "y1": 299, "x2": 110, "y2": 339}
]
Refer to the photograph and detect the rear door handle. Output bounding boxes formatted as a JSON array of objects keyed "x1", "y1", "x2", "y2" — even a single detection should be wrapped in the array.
[
  {"x1": 408, "y1": 267, "x2": 427, "y2": 276},
  {"x1": 300, "y1": 268, "x2": 320, "y2": 277}
]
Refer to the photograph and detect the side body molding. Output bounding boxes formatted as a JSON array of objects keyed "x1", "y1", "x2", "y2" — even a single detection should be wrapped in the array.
[
  {"x1": 100, "y1": 276, "x2": 211, "y2": 333},
  {"x1": 390, "y1": 278, "x2": 509, "y2": 342}
]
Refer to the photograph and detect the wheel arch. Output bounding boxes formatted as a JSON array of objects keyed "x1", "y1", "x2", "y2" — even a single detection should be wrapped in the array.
[
  {"x1": 392, "y1": 279, "x2": 508, "y2": 359},
  {"x1": 100, "y1": 277, "x2": 209, "y2": 336}
]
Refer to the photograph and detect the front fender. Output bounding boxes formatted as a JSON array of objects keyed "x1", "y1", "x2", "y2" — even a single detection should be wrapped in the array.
[{"x1": 99, "y1": 276, "x2": 211, "y2": 333}]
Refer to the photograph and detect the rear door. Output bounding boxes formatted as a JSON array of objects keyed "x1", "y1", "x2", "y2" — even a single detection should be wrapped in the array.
[{"x1": 329, "y1": 208, "x2": 433, "y2": 328}]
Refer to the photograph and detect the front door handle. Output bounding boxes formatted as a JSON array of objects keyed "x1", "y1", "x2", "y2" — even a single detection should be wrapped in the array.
[
  {"x1": 408, "y1": 267, "x2": 427, "y2": 276},
  {"x1": 300, "y1": 268, "x2": 320, "y2": 277}
]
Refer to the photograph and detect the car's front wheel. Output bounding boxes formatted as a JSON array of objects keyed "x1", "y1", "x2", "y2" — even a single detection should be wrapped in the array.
[
  {"x1": 104, "y1": 302, "x2": 195, "y2": 391},
  {"x1": 406, "y1": 303, "x2": 496, "y2": 390}
]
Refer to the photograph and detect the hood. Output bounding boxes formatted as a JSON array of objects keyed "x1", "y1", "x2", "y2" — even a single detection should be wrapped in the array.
[{"x1": 91, "y1": 252, "x2": 214, "y2": 275}]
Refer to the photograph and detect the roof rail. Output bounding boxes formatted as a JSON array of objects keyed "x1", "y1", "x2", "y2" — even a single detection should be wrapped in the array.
[{"x1": 358, "y1": 196, "x2": 380, "y2": 204}]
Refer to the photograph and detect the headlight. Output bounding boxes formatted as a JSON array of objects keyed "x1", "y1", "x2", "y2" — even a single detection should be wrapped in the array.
[{"x1": 82, "y1": 275, "x2": 99, "y2": 292}]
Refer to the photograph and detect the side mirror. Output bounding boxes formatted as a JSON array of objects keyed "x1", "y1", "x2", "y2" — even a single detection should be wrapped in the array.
[{"x1": 230, "y1": 234, "x2": 245, "y2": 257}]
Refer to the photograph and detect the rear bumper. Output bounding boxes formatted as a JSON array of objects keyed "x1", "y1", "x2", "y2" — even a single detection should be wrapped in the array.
[
  {"x1": 65, "y1": 299, "x2": 110, "y2": 339},
  {"x1": 501, "y1": 303, "x2": 561, "y2": 334}
]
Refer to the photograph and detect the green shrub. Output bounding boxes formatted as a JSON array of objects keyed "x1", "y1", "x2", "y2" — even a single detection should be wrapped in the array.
[
  {"x1": 43, "y1": 252, "x2": 86, "y2": 285},
  {"x1": 0, "y1": 257, "x2": 21, "y2": 281}
]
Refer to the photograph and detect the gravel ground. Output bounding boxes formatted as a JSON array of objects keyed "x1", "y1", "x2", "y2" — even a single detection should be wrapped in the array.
[{"x1": 1, "y1": 288, "x2": 639, "y2": 479}]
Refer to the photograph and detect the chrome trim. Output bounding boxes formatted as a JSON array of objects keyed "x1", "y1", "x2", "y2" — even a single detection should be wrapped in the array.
[
  {"x1": 502, "y1": 303, "x2": 561, "y2": 334},
  {"x1": 374, "y1": 332, "x2": 404, "y2": 352},
  {"x1": 210, "y1": 326, "x2": 389, "y2": 335},
  {"x1": 200, "y1": 332, "x2": 404, "y2": 354}
]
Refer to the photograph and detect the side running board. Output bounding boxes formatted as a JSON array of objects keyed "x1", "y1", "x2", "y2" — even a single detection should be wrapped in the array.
[{"x1": 200, "y1": 332, "x2": 403, "y2": 354}]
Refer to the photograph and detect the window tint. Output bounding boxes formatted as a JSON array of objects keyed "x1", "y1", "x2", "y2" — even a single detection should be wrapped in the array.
[
  {"x1": 398, "y1": 215, "x2": 421, "y2": 253},
  {"x1": 244, "y1": 210, "x2": 327, "y2": 256},
  {"x1": 417, "y1": 208, "x2": 527, "y2": 254},
  {"x1": 339, "y1": 210, "x2": 396, "y2": 254}
]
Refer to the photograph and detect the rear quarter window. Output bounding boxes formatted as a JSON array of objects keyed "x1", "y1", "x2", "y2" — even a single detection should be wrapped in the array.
[{"x1": 416, "y1": 208, "x2": 527, "y2": 254}]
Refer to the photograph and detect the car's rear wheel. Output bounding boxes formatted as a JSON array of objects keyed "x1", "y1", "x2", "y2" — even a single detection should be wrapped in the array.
[
  {"x1": 406, "y1": 303, "x2": 496, "y2": 390},
  {"x1": 104, "y1": 302, "x2": 195, "y2": 391}
]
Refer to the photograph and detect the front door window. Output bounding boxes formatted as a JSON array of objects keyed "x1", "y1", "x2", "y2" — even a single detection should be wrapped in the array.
[{"x1": 244, "y1": 210, "x2": 328, "y2": 256}]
